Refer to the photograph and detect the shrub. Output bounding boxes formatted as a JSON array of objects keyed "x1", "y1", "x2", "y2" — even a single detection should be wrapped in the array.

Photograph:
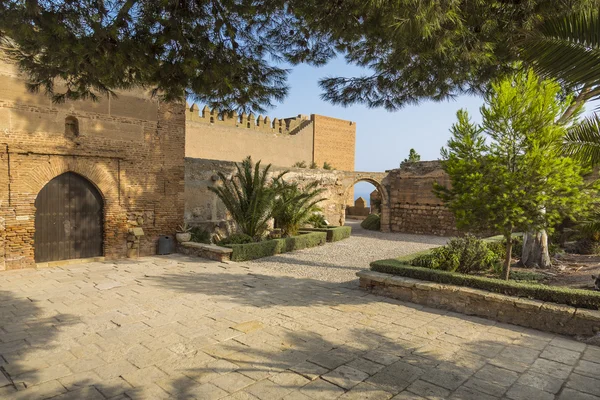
[
  {"x1": 190, "y1": 227, "x2": 211, "y2": 244},
  {"x1": 410, "y1": 235, "x2": 496, "y2": 273},
  {"x1": 370, "y1": 260, "x2": 600, "y2": 310},
  {"x1": 301, "y1": 226, "x2": 351, "y2": 242},
  {"x1": 229, "y1": 231, "x2": 327, "y2": 261},
  {"x1": 273, "y1": 180, "x2": 326, "y2": 236},
  {"x1": 361, "y1": 214, "x2": 380, "y2": 231},
  {"x1": 292, "y1": 161, "x2": 307, "y2": 168},
  {"x1": 486, "y1": 236, "x2": 523, "y2": 260},
  {"x1": 323, "y1": 161, "x2": 334, "y2": 170},
  {"x1": 218, "y1": 233, "x2": 253, "y2": 246},
  {"x1": 307, "y1": 213, "x2": 328, "y2": 228},
  {"x1": 208, "y1": 157, "x2": 287, "y2": 239},
  {"x1": 574, "y1": 238, "x2": 600, "y2": 255}
]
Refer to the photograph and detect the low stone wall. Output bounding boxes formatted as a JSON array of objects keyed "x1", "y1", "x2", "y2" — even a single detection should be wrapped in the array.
[
  {"x1": 357, "y1": 270, "x2": 600, "y2": 338},
  {"x1": 178, "y1": 242, "x2": 232, "y2": 262}
]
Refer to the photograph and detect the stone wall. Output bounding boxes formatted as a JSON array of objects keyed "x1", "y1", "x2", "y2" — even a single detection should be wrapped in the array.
[
  {"x1": 358, "y1": 271, "x2": 600, "y2": 338},
  {"x1": 184, "y1": 158, "x2": 387, "y2": 234},
  {"x1": 386, "y1": 161, "x2": 458, "y2": 236},
  {"x1": 0, "y1": 59, "x2": 185, "y2": 269}
]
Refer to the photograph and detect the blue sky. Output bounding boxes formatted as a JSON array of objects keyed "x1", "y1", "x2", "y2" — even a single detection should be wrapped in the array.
[{"x1": 268, "y1": 57, "x2": 486, "y2": 203}]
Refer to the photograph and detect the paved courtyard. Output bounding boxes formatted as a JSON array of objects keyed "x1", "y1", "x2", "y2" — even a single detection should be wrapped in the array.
[{"x1": 0, "y1": 233, "x2": 599, "y2": 399}]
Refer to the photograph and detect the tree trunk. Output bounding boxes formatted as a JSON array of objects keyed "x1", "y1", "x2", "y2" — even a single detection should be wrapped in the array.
[
  {"x1": 521, "y1": 230, "x2": 552, "y2": 268},
  {"x1": 503, "y1": 234, "x2": 512, "y2": 281}
]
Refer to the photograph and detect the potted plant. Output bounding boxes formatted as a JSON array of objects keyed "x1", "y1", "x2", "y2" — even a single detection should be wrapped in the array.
[{"x1": 175, "y1": 223, "x2": 192, "y2": 243}]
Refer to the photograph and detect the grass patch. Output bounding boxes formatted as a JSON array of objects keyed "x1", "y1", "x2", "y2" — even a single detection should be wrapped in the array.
[
  {"x1": 227, "y1": 231, "x2": 327, "y2": 261},
  {"x1": 369, "y1": 259, "x2": 600, "y2": 310},
  {"x1": 300, "y1": 226, "x2": 351, "y2": 242}
]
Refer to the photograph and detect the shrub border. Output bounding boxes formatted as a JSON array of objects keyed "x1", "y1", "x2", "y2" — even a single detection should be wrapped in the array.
[
  {"x1": 370, "y1": 259, "x2": 600, "y2": 310},
  {"x1": 300, "y1": 226, "x2": 351, "y2": 242},
  {"x1": 228, "y1": 231, "x2": 327, "y2": 261}
]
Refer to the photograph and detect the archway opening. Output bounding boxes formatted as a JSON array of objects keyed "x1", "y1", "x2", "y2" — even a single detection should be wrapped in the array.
[
  {"x1": 345, "y1": 179, "x2": 385, "y2": 230},
  {"x1": 34, "y1": 172, "x2": 104, "y2": 263}
]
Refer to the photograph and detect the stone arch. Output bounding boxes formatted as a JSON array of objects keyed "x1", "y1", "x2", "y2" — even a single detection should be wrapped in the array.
[{"x1": 341, "y1": 175, "x2": 390, "y2": 231}]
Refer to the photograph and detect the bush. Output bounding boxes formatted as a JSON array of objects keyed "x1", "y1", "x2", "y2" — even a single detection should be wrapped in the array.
[
  {"x1": 370, "y1": 260, "x2": 600, "y2": 310},
  {"x1": 361, "y1": 214, "x2": 380, "y2": 231},
  {"x1": 307, "y1": 213, "x2": 328, "y2": 228},
  {"x1": 301, "y1": 226, "x2": 351, "y2": 242},
  {"x1": 410, "y1": 235, "x2": 496, "y2": 273},
  {"x1": 486, "y1": 236, "x2": 523, "y2": 260},
  {"x1": 228, "y1": 231, "x2": 327, "y2": 261},
  {"x1": 218, "y1": 233, "x2": 253, "y2": 246},
  {"x1": 190, "y1": 227, "x2": 211, "y2": 244},
  {"x1": 574, "y1": 238, "x2": 600, "y2": 255}
]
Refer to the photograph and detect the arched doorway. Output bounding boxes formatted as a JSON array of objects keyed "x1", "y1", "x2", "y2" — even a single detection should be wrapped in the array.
[
  {"x1": 343, "y1": 178, "x2": 389, "y2": 231},
  {"x1": 34, "y1": 172, "x2": 104, "y2": 262}
]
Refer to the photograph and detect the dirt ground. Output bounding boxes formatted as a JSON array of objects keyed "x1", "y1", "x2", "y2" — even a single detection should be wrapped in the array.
[{"x1": 541, "y1": 253, "x2": 600, "y2": 290}]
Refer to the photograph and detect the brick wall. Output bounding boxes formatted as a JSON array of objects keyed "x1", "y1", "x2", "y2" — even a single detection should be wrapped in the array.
[
  {"x1": 0, "y1": 60, "x2": 185, "y2": 269},
  {"x1": 185, "y1": 106, "x2": 315, "y2": 167},
  {"x1": 312, "y1": 114, "x2": 356, "y2": 171}
]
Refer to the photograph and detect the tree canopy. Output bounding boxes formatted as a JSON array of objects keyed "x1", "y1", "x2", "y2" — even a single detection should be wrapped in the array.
[
  {"x1": 435, "y1": 71, "x2": 592, "y2": 278},
  {"x1": 1, "y1": 0, "x2": 596, "y2": 112},
  {"x1": 0, "y1": 0, "x2": 333, "y2": 112},
  {"x1": 300, "y1": 0, "x2": 596, "y2": 110}
]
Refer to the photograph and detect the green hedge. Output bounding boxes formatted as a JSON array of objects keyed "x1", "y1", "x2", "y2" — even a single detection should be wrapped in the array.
[
  {"x1": 229, "y1": 231, "x2": 327, "y2": 261},
  {"x1": 370, "y1": 259, "x2": 600, "y2": 310},
  {"x1": 361, "y1": 214, "x2": 380, "y2": 230},
  {"x1": 300, "y1": 226, "x2": 351, "y2": 242}
]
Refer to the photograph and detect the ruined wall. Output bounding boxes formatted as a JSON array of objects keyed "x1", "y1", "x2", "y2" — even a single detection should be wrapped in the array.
[
  {"x1": 386, "y1": 161, "x2": 458, "y2": 236},
  {"x1": 312, "y1": 114, "x2": 356, "y2": 171},
  {"x1": 0, "y1": 59, "x2": 185, "y2": 269},
  {"x1": 185, "y1": 105, "x2": 315, "y2": 167},
  {"x1": 185, "y1": 158, "x2": 385, "y2": 235}
]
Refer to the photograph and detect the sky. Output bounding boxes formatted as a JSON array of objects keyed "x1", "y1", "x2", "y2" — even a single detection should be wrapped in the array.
[{"x1": 267, "y1": 57, "x2": 486, "y2": 204}]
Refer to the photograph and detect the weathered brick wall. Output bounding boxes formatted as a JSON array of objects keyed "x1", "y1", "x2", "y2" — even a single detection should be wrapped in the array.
[
  {"x1": 185, "y1": 105, "x2": 315, "y2": 167},
  {"x1": 185, "y1": 107, "x2": 356, "y2": 171},
  {"x1": 312, "y1": 114, "x2": 356, "y2": 171},
  {"x1": 386, "y1": 161, "x2": 459, "y2": 236},
  {"x1": 0, "y1": 60, "x2": 185, "y2": 269}
]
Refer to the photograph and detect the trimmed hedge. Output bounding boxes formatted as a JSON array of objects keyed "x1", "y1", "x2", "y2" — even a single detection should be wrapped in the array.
[
  {"x1": 228, "y1": 231, "x2": 327, "y2": 261},
  {"x1": 370, "y1": 259, "x2": 600, "y2": 310},
  {"x1": 361, "y1": 214, "x2": 380, "y2": 231},
  {"x1": 300, "y1": 226, "x2": 351, "y2": 242}
]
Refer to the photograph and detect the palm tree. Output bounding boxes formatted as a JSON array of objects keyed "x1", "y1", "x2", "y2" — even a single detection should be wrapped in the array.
[
  {"x1": 209, "y1": 157, "x2": 286, "y2": 239},
  {"x1": 273, "y1": 180, "x2": 326, "y2": 236},
  {"x1": 520, "y1": 9, "x2": 600, "y2": 164}
]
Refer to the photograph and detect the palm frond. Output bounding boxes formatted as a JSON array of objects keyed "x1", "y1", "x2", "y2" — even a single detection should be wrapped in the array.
[
  {"x1": 564, "y1": 115, "x2": 600, "y2": 164},
  {"x1": 520, "y1": 10, "x2": 600, "y2": 89}
]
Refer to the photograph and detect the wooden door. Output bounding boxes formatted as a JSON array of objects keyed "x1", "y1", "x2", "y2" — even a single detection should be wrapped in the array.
[{"x1": 34, "y1": 172, "x2": 103, "y2": 262}]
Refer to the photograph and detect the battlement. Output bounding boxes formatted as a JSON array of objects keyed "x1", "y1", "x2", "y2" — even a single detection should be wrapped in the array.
[{"x1": 186, "y1": 103, "x2": 311, "y2": 135}]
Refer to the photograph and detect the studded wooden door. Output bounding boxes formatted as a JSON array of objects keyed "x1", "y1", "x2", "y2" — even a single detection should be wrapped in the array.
[{"x1": 34, "y1": 172, "x2": 103, "y2": 262}]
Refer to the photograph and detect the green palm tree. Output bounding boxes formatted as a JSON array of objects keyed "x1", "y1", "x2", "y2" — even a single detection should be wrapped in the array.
[
  {"x1": 209, "y1": 157, "x2": 286, "y2": 239},
  {"x1": 520, "y1": 9, "x2": 600, "y2": 164},
  {"x1": 273, "y1": 180, "x2": 326, "y2": 236}
]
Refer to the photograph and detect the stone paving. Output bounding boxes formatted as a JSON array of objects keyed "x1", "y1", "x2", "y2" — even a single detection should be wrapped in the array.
[{"x1": 0, "y1": 255, "x2": 599, "y2": 400}]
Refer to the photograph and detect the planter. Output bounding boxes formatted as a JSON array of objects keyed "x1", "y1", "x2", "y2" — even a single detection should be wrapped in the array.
[{"x1": 175, "y1": 232, "x2": 192, "y2": 243}]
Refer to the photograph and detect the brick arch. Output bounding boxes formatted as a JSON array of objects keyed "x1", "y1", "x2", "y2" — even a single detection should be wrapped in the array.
[
  {"x1": 24, "y1": 158, "x2": 119, "y2": 203},
  {"x1": 7, "y1": 155, "x2": 124, "y2": 267}
]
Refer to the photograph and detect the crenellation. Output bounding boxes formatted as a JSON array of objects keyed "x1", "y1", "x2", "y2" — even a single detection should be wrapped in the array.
[{"x1": 185, "y1": 103, "x2": 315, "y2": 134}]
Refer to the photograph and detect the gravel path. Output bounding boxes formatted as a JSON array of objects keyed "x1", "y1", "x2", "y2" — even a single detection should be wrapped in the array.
[{"x1": 245, "y1": 220, "x2": 448, "y2": 284}]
